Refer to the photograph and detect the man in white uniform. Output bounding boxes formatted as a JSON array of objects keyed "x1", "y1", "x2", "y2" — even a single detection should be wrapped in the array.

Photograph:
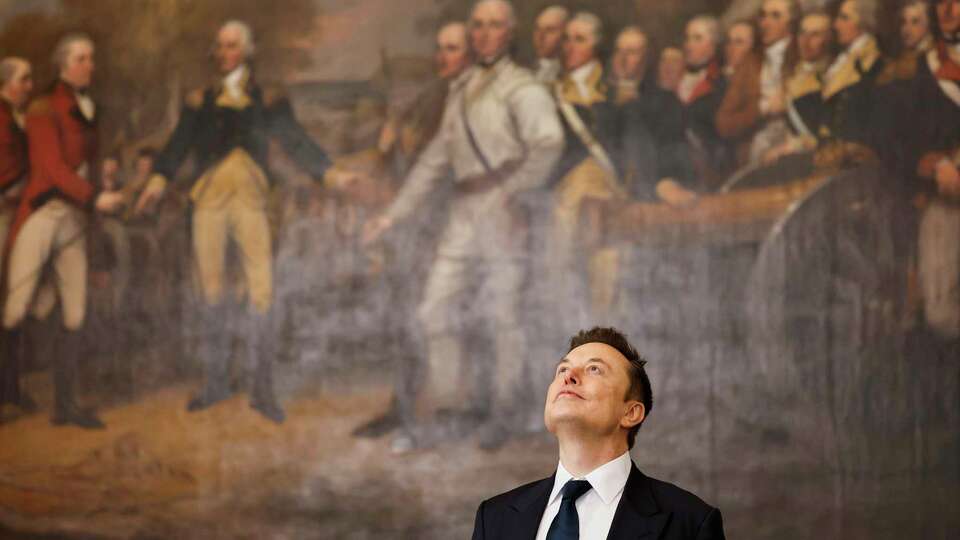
[{"x1": 365, "y1": 0, "x2": 564, "y2": 450}]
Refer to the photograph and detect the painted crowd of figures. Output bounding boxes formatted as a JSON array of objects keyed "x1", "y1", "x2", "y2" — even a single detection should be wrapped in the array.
[{"x1": 0, "y1": 0, "x2": 957, "y2": 456}]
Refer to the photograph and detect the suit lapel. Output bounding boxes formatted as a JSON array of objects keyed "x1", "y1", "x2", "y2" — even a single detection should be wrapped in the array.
[
  {"x1": 506, "y1": 474, "x2": 554, "y2": 539},
  {"x1": 606, "y1": 466, "x2": 672, "y2": 540}
]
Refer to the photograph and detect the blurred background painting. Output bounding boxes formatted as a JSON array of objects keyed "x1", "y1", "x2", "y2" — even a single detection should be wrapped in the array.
[{"x1": 0, "y1": 0, "x2": 957, "y2": 538}]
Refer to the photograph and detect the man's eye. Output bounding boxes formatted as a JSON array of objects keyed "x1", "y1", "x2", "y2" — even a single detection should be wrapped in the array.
[{"x1": 588, "y1": 365, "x2": 601, "y2": 374}]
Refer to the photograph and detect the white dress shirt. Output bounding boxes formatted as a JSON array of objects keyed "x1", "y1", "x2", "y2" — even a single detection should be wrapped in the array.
[
  {"x1": 677, "y1": 68, "x2": 707, "y2": 104},
  {"x1": 536, "y1": 58, "x2": 562, "y2": 84},
  {"x1": 569, "y1": 60, "x2": 601, "y2": 102},
  {"x1": 223, "y1": 64, "x2": 248, "y2": 99},
  {"x1": 759, "y1": 37, "x2": 790, "y2": 114},
  {"x1": 535, "y1": 451, "x2": 633, "y2": 540},
  {"x1": 74, "y1": 90, "x2": 95, "y2": 122}
]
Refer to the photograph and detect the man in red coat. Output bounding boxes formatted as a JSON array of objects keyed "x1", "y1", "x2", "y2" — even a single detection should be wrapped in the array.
[
  {"x1": 1, "y1": 34, "x2": 123, "y2": 428},
  {"x1": 0, "y1": 56, "x2": 36, "y2": 417}
]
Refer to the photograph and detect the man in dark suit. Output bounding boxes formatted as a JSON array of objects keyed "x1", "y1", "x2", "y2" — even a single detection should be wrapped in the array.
[{"x1": 472, "y1": 327, "x2": 725, "y2": 540}]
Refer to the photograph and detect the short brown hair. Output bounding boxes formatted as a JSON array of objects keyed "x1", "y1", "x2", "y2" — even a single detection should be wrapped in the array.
[{"x1": 568, "y1": 326, "x2": 652, "y2": 448}]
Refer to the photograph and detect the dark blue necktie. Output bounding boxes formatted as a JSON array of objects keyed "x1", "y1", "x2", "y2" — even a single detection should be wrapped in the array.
[{"x1": 546, "y1": 479, "x2": 593, "y2": 540}]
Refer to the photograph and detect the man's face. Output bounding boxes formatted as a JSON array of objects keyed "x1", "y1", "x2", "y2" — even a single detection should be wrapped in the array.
[
  {"x1": 469, "y1": 2, "x2": 513, "y2": 62},
  {"x1": 834, "y1": 1, "x2": 863, "y2": 47},
  {"x1": 937, "y1": 0, "x2": 960, "y2": 36},
  {"x1": 612, "y1": 31, "x2": 647, "y2": 81},
  {"x1": 562, "y1": 19, "x2": 598, "y2": 72},
  {"x1": 658, "y1": 48, "x2": 685, "y2": 90},
  {"x1": 435, "y1": 24, "x2": 470, "y2": 79},
  {"x1": 798, "y1": 15, "x2": 831, "y2": 62},
  {"x1": 725, "y1": 23, "x2": 755, "y2": 69},
  {"x1": 135, "y1": 155, "x2": 154, "y2": 177},
  {"x1": 101, "y1": 158, "x2": 119, "y2": 191},
  {"x1": 544, "y1": 343, "x2": 643, "y2": 441},
  {"x1": 901, "y1": 4, "x2": 930, "y2": 49},
  {"x1": 215, "y1": 27, "x2": 247, "y2": 74},
  {"x1": 759, "y1": 0, "x2": 793, "y2": 46},
  {"x1": 533, "y1": 9, "x2": 566, "y2": 60},
  {"x1": 2, "y1": 61, "x2": 33, "y2": 109},
  {"x1": 684, "y1": 21, "x2": 717, "y2": 68},
  {"x1": 61, "y1": 41, "x2": 94, "y2": 89}
]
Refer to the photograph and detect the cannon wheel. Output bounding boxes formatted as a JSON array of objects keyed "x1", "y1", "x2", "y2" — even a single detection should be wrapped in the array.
[{"x1": 737, "y1": 163, "x2": 906, "y2": 473}]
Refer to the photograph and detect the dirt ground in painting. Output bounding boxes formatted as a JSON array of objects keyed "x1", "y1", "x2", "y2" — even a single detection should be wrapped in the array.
[
  {"x1": 1, "y1": 366, "x2": 957, "y2": 539},
  {"x1": 0, "y1": 372, "x2": 558, "y2": 540}
]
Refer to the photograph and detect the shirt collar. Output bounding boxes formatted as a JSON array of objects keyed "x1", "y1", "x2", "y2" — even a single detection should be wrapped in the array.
[
  {"x1": 224, "y1": 64, "x2": 248, "y2": 90},
  {"x1": 766, "y1": 37, "x2": 790, "y2": 63},
  {"x1": 570, "y1": 59, "x2": 600, "y2": 86},
  {"x1": 539, "y1": 57, "x2": 559, "y2": 69},
  {"x1": 548, "y1": 451, "x2": 632, "y2": 507}
]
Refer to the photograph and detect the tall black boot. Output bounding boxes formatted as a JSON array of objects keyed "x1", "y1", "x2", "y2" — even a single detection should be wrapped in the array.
[
  {"x1": 1, "y1": 327, "x2": 24, "y2": 407},
  {"x1": 247, "y1": 311, "x2": 284, "y2": 424},
  {"x1": 52, "y1": 330, "x2": 105, "y2": 429},
  {"x1": 187, "y1": 303, "x2": 232, "y2": 412}
]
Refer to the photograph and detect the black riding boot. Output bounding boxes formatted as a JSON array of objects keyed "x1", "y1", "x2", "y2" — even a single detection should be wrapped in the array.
[
  {"x1": 187, "y1": 303, "x2": 233, "y2": 412},
  {"x1": 52, "y1": 330, "x2": 105, "y2": 429},
  {"x1": 0, "y1": 327, "x2": 34, "y2": 410},
  {"x1": 247, "y1": 311, "x2": 284, "y2": 424}
]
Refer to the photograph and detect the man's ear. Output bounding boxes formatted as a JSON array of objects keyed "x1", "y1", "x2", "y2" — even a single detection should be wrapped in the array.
[{"x1": 620, "y1": 400, "x2": 645, "y2": 430}]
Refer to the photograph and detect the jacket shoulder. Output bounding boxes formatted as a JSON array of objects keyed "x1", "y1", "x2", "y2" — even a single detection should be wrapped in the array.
[
  {"x1": 645, "y1": 474, "x2": 716, "y2": 518},
  {"x1": 479, "y1": 476, "x2": 551, "y2": 513}
]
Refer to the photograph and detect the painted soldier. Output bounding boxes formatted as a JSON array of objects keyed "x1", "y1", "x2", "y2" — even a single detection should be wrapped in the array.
[
  {"x1": 136, "y1": 20, "x2": 337, "y2": 424},
  {"x1": 817, "y1": 0, "x2": 884, "y2": 146},
  {"x1": 2, "y1": 35, "x2": 126, "y2": 429},
  {"x1": 364, "y1": 0, "x2": 564, "y2": 450},
  {"x1": 0, "y1": 57, "x2": 35, "y2": 417},
  {"x1": 352, "y1": 21, "x2": 474, "y2": 441},
  {"x1": 716, "y1": 0, "x2": 799, "y2": 167},
  {"x1": 762, "y1": 11, "x2": 834, "y2": 164},
  {"x1": 678, "y1": 15, "x2": 732, "y2": 187},
  {"x1": 532, "y1": 5, "x2": 569, "y2": 85},
  {"x1": 609, "y1": 26, "x2": 694, "y2": 190},
  {"x1": 880, "y1": 0, "x2": 935, "y2": 84}
]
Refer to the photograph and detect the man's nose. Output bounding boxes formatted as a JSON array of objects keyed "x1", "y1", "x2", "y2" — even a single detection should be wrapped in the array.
[{"x1": 562, "y1": 368, "x2": 580, "y2": 385}]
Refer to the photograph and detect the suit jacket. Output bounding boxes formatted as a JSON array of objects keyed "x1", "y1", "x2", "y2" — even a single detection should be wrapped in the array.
[
  {"x1": 154, "y1": 70, "x2": 331, "y2": 187},
  {"x1": 9, "y1": 81, "x2": 99, "y2": 248},
  {"x1": 472, "y1": 464, "x2": 725, "y2": 540},
  {"x1": 0, "y1": 99, "x2": 27, "y2": 196}
]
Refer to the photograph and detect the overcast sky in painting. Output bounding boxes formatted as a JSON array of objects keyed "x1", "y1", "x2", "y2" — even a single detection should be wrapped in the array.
[
  {"x1": 290, "y1": 0, "x2": 443, "y2": 82},
  {"x1": 0, "y1": 0, "x2": 57, "y2": 25}
]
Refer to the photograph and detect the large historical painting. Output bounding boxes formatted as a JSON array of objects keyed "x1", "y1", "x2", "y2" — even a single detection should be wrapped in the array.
[{"x1": 0, "y1": 0, "x2": 957, "y2": 538}]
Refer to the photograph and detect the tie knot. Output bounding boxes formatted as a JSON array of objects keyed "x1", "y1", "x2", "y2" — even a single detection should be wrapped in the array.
[{"x1": 560, "y1": 479, "x2": 592, "y2": 502}]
